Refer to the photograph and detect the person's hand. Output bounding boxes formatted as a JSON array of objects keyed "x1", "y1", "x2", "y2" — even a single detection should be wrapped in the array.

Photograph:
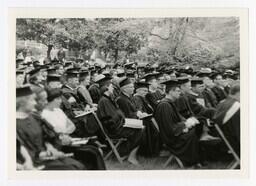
[
  {"x1": 68, "y1": 96, "x2": 76, "y2": 103},
  {"x1": 84, "y1": 105, "x2": 91, "y2": 112},
  {"x1": 185, "y1": 118, "x2": 195, "y2": 128},
  {"x1": 74, "y1": 110, "x2": 83, "y2": 115},
  {"x1": 190, "y1": 117, "x2": 200, "y2": 125},
  {"x1": 137, "y1": 111, "x2": 147, "y2": 119},
  {"x1": 51, "y1": 150, "x2": 65, "y2": 159},
  {"x1": 59, "y1": 134, "x2": 72, "y2": 146},
  {"x1": 39, "y1": 151, "x2": 51, "y2": 160}
]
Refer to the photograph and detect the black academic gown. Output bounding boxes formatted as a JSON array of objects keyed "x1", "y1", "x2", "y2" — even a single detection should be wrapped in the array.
[
  {"x1": 61, "y1": 84, "x2": 99, "y2": 137},
  {"x1": 88, "y1": 83, "x2": 101, "y2": 104},
  {"x1": 97, "y1": 94, "x2": 143, "y2": 156},
  {"x1": 202, "y1": 88, "x2": 218, "y2": 108},
  {"x1": 155, "y1": 98, "x2": 200, "y2": 165},
  {"x1": 133, "y1": 94, "x2": 161, "y2": 157},
  {"x1": 213, "y1": 97, "x2": 240, "y2": 156},
  {"x1": 211, "y1": 86, "x2": 227, "y2": 103},
  {"x1": 16, "y1": 114, "x2": 84, "y2": 170}
]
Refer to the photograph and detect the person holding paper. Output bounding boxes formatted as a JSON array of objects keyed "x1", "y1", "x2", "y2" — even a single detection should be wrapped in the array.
[{"x1": 96, "y1": 76, "x2": 143, "y2": 165}]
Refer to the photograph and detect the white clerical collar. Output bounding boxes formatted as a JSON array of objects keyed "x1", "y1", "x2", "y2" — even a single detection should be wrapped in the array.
[{"x1": 16, "y1": 112, "x2": 29, "y2": 119}]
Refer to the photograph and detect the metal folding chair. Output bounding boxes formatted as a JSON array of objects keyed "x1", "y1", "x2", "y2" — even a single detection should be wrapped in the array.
[
  {"x1": 91, "y1": 111, "x2": 126, "y2": 164},
  {"x1": 214, "y1": 124, "x2": 240, "y2": 169}
]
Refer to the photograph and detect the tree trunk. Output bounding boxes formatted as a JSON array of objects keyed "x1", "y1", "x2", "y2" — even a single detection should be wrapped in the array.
[
  {"x1": 114, "y1": 49, "x2": 119, "y2": 62},
  {"x1": 47, "y1": 45, "x2": 53, "y2": 60}
]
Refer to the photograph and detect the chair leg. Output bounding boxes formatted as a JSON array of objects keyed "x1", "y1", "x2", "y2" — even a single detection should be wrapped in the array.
[
  {"x1": 227, "y1": 159, "x2": 240, "y2": 169},
  {"x1": 164, "y1": 155, "x2": 174, "y2": 168},
  {"x1": 104, "y1": 140, "x2": 124, "y2": 164},
  {"x1": 174, "y1": 156, "x2": 184, "y2": 168}
]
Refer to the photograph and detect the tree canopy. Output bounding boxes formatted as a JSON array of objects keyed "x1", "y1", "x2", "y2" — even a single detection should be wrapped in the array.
[{"x1": 16, "y1": 17, "x2": 240, "y2": 69}]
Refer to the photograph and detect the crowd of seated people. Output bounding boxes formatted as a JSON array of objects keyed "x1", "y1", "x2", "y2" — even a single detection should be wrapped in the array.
[{"x1": 16, "y1": 55, "x2": 240, "y2": 170}]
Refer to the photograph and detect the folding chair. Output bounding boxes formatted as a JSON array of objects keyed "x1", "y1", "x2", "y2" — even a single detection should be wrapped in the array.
[
  {"x1": 162, "y1": 145, "x2": 184, "y2": 169},
  {"x1": 214, "y1": 124, "x2": 240, "y2": 169},
  {"x1": 149, "y1": 117, "x2": 184, "y2": 169},
  {"x1": 91, "y1": 111, "x2": 126, "y2": 164}
]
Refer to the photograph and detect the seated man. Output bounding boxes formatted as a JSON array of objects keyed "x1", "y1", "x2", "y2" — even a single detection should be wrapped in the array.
[
  {"x1": 155, "y1": 79, "x2": 201, "y2": 167},
  {"x1": 213, "y1": 83, "x2": 240, "y2": 156},
  {"x1": 211, "y1": 73, "x2": 228, "y2": 103},
  {"x1": 143, "y1": 73, "x2": 165, "y2": 110},
  {"x1": 61, "y1": 69, "x2": 99, "y2": 137},
  {"x1": 96, "y1": 76, "x2": 144, "y2": 165}
]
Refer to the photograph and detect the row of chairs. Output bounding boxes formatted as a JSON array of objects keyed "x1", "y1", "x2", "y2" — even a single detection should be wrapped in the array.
[{"x1": 90, "y1": 112, "x2": 240, "y2": 169}]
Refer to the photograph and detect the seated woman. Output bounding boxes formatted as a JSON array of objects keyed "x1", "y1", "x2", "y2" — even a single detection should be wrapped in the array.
[
  {"x1": 96, "y1": 76, "x2": 144, "y2": 165},
  {"x1": 40, "y1": 88, "x2": 106, "y2": 170},
  {"x1": 16, "y1": 85, "x2": 85, "y2": 170}
]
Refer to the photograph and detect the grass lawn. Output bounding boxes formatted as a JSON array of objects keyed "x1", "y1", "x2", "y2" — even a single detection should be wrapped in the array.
[{"x1": 105, "y1": 156, "x2": 232, "y2": 170}]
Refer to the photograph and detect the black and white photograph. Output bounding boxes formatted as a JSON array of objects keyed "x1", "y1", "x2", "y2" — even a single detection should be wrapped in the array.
[{"x1": 14, "y1": 15, "x2": 242, "y2": 171}]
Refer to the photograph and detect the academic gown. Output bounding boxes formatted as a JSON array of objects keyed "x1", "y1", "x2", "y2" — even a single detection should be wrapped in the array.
[
  {"x1": 155, "y1": 98, "x2": 200, "y2": 165},
  {"x1": 61, "y1": 84, "x2": 99, "y2": 137},
  {"x1": 211, "y1": 86, "x2": 227, "y2": 103},
  {"x1": 213, "y1": 97, "x2": 240, "y2": 156},
  {"x1": 16, "y1": 114, "x2": 85, "y2": 170},
  {"x1": 97, "y1": 94, "x2": 143, "y2": 156},
  {"x1": 133, "y1": 94, "x2": 161, "y2": 157},
  {"x1": 202, "y1": 88, "x2": 218, "y2": 108},
  {"x1": 88, "y1": 83, "x2": 101, "y2": 104}
]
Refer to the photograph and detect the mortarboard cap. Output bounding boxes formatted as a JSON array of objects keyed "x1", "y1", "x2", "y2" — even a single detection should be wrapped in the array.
[
  {"x1": 16, "y1": 85, "x2": 33, "y2": 97},
  {"x1": 119, "y1": 77, "x2": 132, "y2": 88},
  {"x1": 177, "y1": 77, "x2": 190, "y2": 84},
  {"x1": 47, "y1": 74, "x2": 61, "y2": 82},
  {"x1": 95, "y1": 74, "x2": 112, "y2": 87},
  {"x1": 135, "y1": 81, "x2": 149, "y2": 89},
  {"x1": 142, "y1": 72, "x2": 160, "y2": 82},
  {"x1": 161, "y1": 79, "x2": 180, "y2": 89},
  {"x1": 191, "y1": 78, "x2": 204, "y2": 87}
]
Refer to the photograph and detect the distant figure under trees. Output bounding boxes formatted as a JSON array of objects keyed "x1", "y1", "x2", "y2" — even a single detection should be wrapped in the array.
[{"x1": 57, "y1": 47, "x2": 66, "y2": 63}]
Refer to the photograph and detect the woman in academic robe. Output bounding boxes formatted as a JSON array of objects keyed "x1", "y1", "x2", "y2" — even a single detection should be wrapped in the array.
[
  {"x1": 16, "y1": 86, "x2": 85, "y2": 170},
  {"x1": 39, "y1": 88, "x2": 106, "y2": 170},
  {"x1": 96, "y1": 76, "x2": 144, "y2": 165}
]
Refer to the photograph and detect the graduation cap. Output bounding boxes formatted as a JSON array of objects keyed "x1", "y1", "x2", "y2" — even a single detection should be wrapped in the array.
[
  {"x1": 126, "y1": 70, "x2": 135, "y2": 78},
  {"x1": 135, "y1": 81, "x2": 149, "y2": 89},
  {"x1": 191, "y1": 78, "x2": 204, "y2": 87},
  {"x1": 47, "y1": 74, "x2": 61, "y2": 82},
  {"x1": 161, "y1": 79, "x2": 180, "y2": 89},
  {"x1": 79, "y1": 71, "x2": 89, "y2": 78},
  {"x1": 177, "y1": 77, "x2": 190, "y2": 84},
  {"x1": 95, "y1": 74, "x2": 112, "y2": 87},
  {"x1": 119, "y1": 77, "x2": 132, "y2": 88},
  {"x1": 124, "y1": 62, "x2": 136, "y2": 70},
  {"x1": 16, "y1": 70, "x2": 24, "y2": 75},
  {"x1": 64, "y1": 61, "x2": 73, "y2": 68},
  {"x1": 16, "y1": 85, "x2": 33, "y2": 97},
  {"x1": 47, "y1": 68, "x2": 57, "y2": 75},
  {"x1": 66, "y1": 68, "x2": 80, "y2": 78},
  {"x1": 28, "y1": 68, "x2": 41, "y2": 77},
  {"x1": 117, "y1": 69, "x2": 125, "y2": 78},
  {"x1": 196, "y1": 68, "x2": 212, "y2": 78},
  {"x1": 142, "y1": 72, "x2": 160, "y2": 82}
]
